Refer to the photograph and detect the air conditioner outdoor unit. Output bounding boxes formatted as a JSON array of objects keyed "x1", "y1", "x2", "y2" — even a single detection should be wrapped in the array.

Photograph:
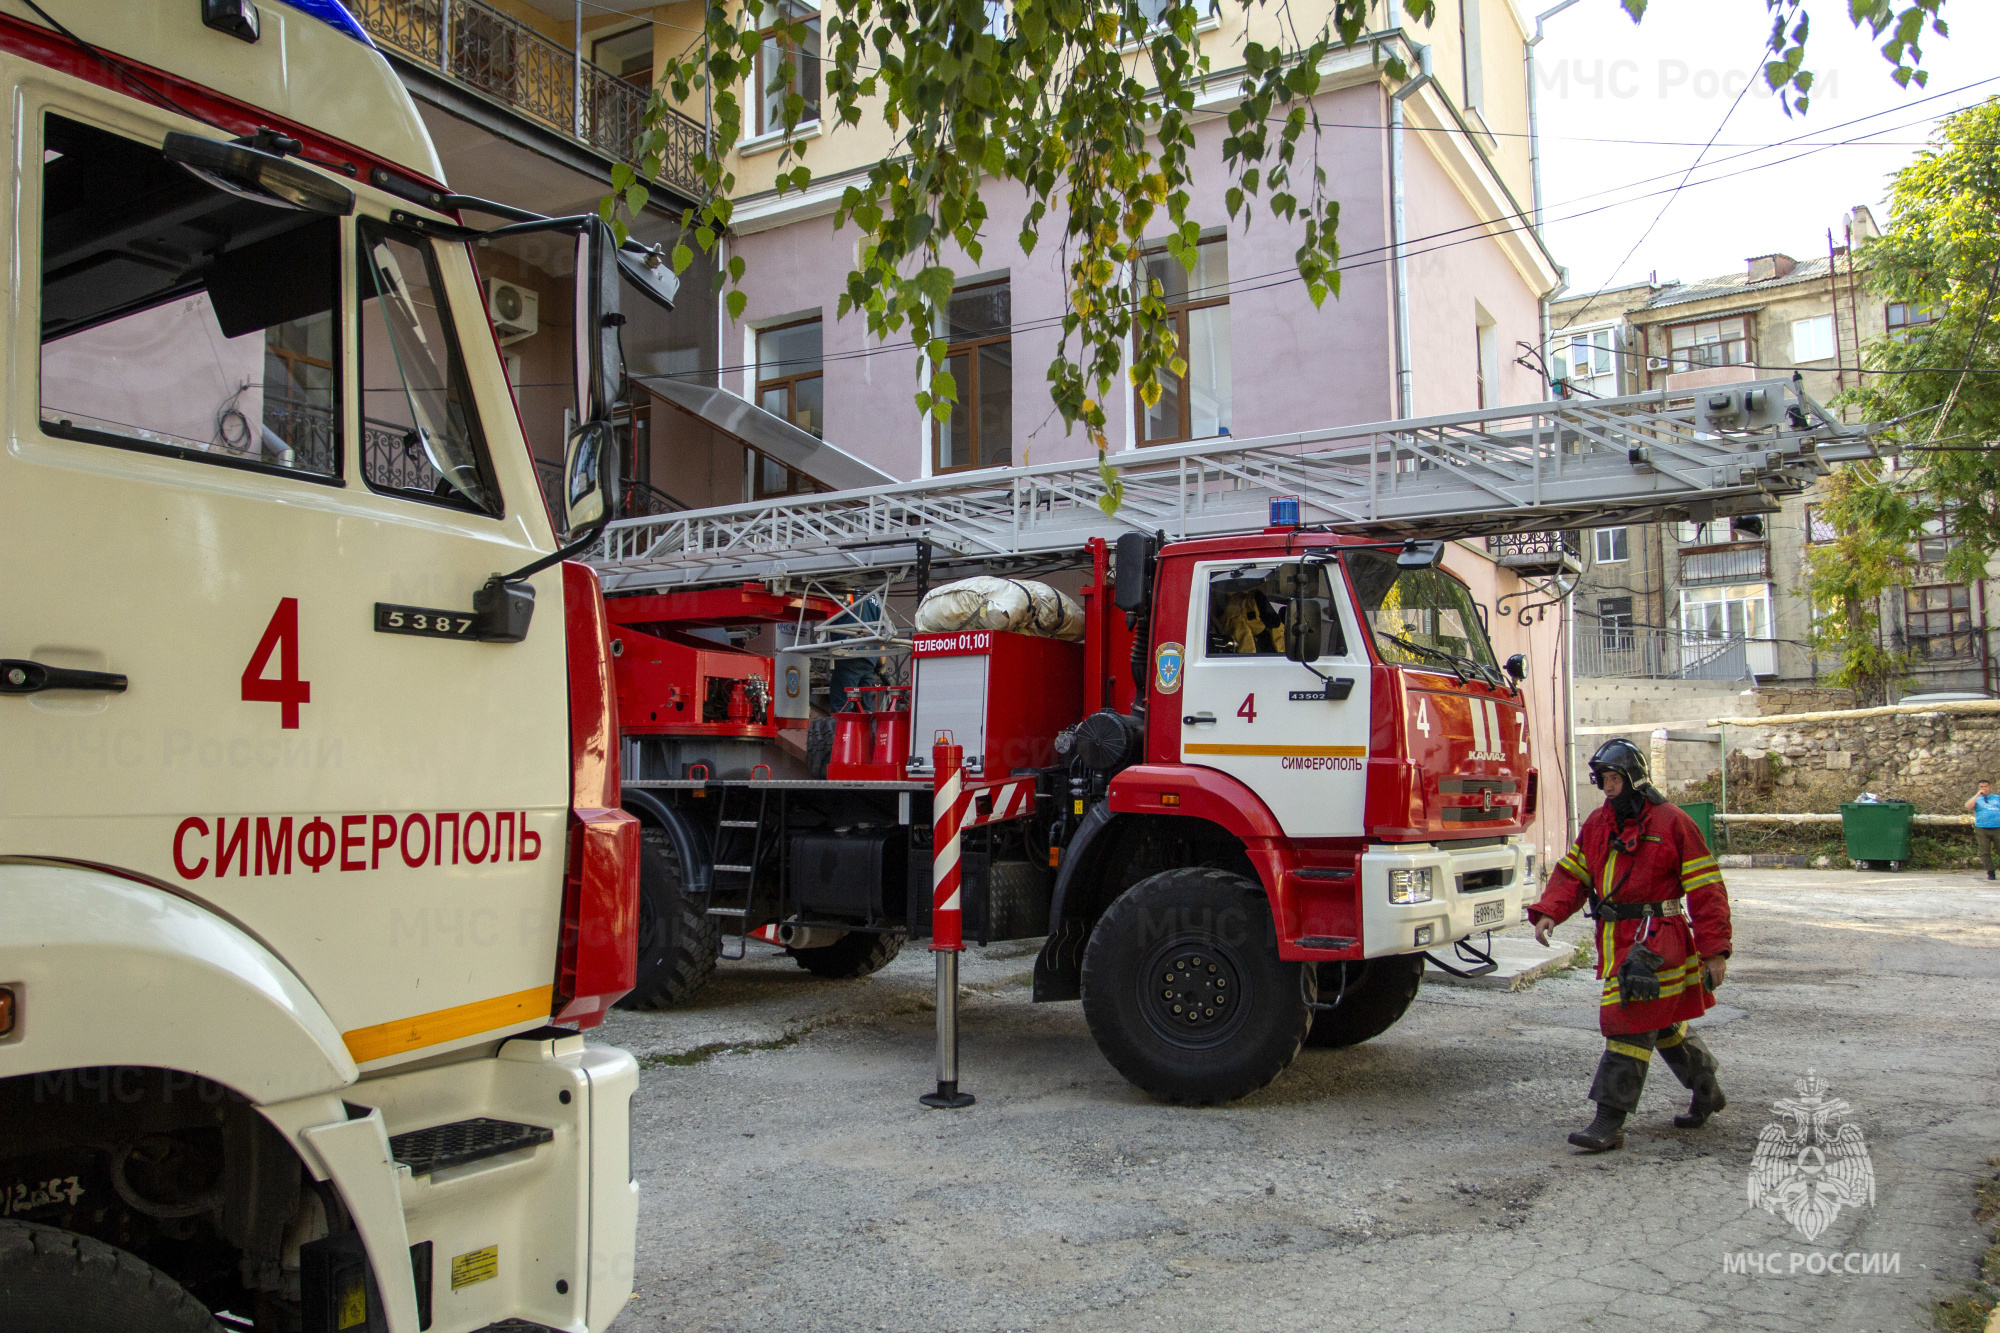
[
  {"x1": 1646, "y1": 356, "x2": 1669, "y2": 371},
  {"x1": 484, "y1": 278, "x2": 539, "y2": 346}
]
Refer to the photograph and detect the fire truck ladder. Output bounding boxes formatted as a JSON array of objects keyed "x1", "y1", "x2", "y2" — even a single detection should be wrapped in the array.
[
  {"x1": 589, "y1": 378, "x2": 1876, "y2": 594},
  {"x1": 706, "y1": 782, "x2": 771, "y2": 961}
]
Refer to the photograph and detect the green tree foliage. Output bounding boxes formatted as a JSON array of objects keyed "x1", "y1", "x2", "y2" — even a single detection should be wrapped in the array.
[
  {"x1": 1816, "y1": 96, "x2": 1999, "y2": 700},
  {"x1": 606, "y1": 0, "x2": 1950, "y2": 506}
]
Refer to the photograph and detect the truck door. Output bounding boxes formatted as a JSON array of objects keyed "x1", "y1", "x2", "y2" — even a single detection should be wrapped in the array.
[
  {"x1": 1, "y1": 105, "x2": 573, "y2": 1068},
  {"x1": 1177, "y1": 560, "x2": 1372, "y2": 837}
]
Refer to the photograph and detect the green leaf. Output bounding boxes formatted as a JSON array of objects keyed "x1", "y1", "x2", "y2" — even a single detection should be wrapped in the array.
[
  {"x1": 726, "y1": 289, "x2": 748, "y2": 321},
  {"x1": 672, "y1": 243, "x2": 694, "y2": 273}
]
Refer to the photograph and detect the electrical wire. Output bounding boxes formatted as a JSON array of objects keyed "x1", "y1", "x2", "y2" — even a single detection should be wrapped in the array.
[{"x1": 1554, "y1": 45, "x2": 1764, "y2": 334}]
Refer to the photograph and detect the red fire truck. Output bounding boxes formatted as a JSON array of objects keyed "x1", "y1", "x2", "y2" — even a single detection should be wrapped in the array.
[{"x1": 595, "y1": 378, "x2": 1866, "y2": 1104}]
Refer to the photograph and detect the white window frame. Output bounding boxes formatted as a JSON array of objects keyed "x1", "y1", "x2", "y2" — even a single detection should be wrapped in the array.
[
  {"x1": 1790, "y1": 314, "x2": 1835, "y2": 363},
  {"x1": 1679, "y1": 583, "x2": 1773, "y2": 642},
  {"x1": 1593, "y1": 526, "x2": 1629, "y2": 564}
]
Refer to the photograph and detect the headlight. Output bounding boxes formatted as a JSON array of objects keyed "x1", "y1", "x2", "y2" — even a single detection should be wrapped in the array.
[{"x1": 1389, "y1": 867, "x2": 1434, "y2": 904}]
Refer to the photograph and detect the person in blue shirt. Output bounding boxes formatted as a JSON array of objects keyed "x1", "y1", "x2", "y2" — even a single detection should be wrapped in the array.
[{"x1": 1966, "y1": 779, "x2": 2000, "y2": 880}]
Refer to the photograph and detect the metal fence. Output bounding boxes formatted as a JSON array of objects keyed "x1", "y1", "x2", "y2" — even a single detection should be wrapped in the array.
[
  {"x1": 1680, "y1": 542, "x2": 1769, "y2": 585},
  {"x1": 1573, "y1": 626, "x2": 1758, "y2": 681},
  {"x1": 349, "y1": 0, "x2": 705, "y2": 199}
]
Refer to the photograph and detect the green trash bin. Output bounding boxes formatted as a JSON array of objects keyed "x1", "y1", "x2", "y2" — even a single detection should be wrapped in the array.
[
  {"x1": 1677, "y1": 801, "x2": 1718, "y2": 852},
  {"x1": 1840, "y1": 800, "x2": 1914, "y2": 870}
]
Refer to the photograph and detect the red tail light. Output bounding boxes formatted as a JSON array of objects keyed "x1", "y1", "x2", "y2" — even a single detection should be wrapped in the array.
[
  {"x1": 553, "y1": 561, "x2": 640, "y2": 1028},
  {"x1": 1524, "y1": 767, "x2": 1539, "y2": 818}
]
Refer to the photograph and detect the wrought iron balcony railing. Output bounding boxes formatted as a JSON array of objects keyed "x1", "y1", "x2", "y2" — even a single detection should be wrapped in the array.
[
  {"x1": 1485, "y1": 529, "x2": 1581, "y2": 576},
  {"x1": 350, "y1": 0, "x2": 706, "y2": 200},
  {"x1": 1679, "y1": 541, "x2": 1769, "y2": 585}
]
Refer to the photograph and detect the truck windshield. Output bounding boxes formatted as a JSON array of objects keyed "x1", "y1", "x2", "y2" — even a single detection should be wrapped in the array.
[{"x1": 1344, "y1": 549, "x2": 1500, "y2": 675}]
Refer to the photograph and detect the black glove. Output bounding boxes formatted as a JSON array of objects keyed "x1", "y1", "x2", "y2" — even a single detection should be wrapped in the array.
[{"x1": 1616, "y1": 941, "x2": 1666, "y2": 1006}]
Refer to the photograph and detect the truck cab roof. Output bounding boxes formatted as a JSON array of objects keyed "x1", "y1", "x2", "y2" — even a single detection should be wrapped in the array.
[{"x1": 4, "y1": 0, "x2": 443, "y2": 184}]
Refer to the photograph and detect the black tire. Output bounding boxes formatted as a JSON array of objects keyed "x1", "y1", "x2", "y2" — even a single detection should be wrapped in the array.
[
  {"x1": 617, "y1": 828, "x2": 720, "y2": 1009},
  {"x1": 787, "y1": 930, "x2": 905, "y2": 979},
  {"x1": 806, "y1": 717, "x2": 835, "y2": 780},
  {"x1": 1303, "y1": 954, "x2": 1425, "y2": 1048},
  {"x1": 0, "y1": 1220, "x2": 220, "y2": 1333},
  {"x1": 1080, "y1": 867, "x2": 1312, "y2": 1105}
]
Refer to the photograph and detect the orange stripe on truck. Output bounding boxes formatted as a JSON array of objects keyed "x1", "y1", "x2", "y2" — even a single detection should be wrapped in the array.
[
  {"x1": 1184, "y1": 744, "x2": 1367, "y2": 758},
  {"x1": 342, "y1": 984, "x2": 554, "y2": 1064}
]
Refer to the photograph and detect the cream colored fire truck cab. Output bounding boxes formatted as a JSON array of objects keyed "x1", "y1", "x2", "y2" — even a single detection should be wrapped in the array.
[{"x1": 0, "y1": 5, "x2": 647, "y2": 1330}]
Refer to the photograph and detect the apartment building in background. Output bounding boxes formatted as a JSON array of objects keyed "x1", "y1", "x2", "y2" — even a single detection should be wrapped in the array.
[
  {"x1": 349, "y1": 0, "x2": 894, "y2": 522},
  {"x1": 1553, "y1": 206, "x2": 1997, "y2": 700}
]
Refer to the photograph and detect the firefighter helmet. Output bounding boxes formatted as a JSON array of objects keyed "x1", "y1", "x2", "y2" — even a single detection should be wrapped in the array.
[{"x1": 1588, "y1": 737, "x2": 1649, "y2": 790}]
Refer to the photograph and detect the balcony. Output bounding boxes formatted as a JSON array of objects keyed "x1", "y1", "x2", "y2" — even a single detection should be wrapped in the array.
[
  {"x1": 350, "y1": 0, "x2": 705, "y2": 199},
  {"x1": 1679, "y1": 541, "x2": 1769, "y2": 585},
  {"x1": 1485, "y1": 530, "x2": 1581, "y2": 577},
  {"x1": 1576, "y1": 627, "x2": 1776, "y2": 680}
]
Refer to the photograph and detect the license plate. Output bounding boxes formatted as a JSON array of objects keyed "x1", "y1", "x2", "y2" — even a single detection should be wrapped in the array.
[{"x1": 1474, "y1": 900, "x2": 1506, "y2": 927}]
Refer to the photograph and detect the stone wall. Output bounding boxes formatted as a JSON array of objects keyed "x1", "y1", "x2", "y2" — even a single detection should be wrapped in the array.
[{"x1": 1695, "y1": 706, "x2": 2000, "y2": 814}]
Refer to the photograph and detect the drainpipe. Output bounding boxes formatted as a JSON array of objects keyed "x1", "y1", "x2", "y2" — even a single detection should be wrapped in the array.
[{"x1": 1390, "y1": 45, "x2": 1432, "y2": 420}]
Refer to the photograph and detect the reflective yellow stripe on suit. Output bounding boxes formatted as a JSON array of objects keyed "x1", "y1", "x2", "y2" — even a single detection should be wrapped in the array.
[
  {"x1": 1607, "y1": 1039, "x2": 1654, "y2": 1060},
  {"x1": 1655, "y1": 1022, "x2": 1689, "y2": 1048}
]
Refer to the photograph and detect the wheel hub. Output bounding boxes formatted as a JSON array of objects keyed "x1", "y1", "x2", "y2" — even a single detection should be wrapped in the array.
[{"x1": 1140, "y1": 938, "x2": 1248, "y2": 1047}]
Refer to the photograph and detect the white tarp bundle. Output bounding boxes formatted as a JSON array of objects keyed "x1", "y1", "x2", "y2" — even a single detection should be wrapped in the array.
[{"x1": 915, "y1": 576, "x2": 1085, "y2": 641}]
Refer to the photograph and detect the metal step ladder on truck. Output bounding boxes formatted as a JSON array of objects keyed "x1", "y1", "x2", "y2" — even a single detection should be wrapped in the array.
[
  {"x1": 593, "y1": 371, "x2": 1876, "y2": 1106},
  {"x1": 0, "y1": 4, "x2": 683, "y2": 1330}
]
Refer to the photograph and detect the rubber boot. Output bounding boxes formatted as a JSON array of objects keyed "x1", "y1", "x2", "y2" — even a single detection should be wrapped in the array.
[
  {"x1": 1567, "y1": 1105, "x2": 1627, "y2": 1152},
  {"x1": 1674, "y1": 1086, "x2": 1727, "y2": 1129}
]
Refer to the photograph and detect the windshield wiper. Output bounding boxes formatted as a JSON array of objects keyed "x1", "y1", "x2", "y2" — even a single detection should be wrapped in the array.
[
  {"x1": 1382, "y1": 633, "x2": 1505, "y2": 689},
  {"x1": 1381, "y1": 633, "x2": 1467, "y2": 682}
]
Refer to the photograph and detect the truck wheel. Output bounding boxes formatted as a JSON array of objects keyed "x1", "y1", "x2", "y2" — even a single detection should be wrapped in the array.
[
  {"x1": 0, "y1": 1220, "x2": 220, "y2": 1333},
  {"x1": 788, "y1": 931, "x2": 905, "y2": 979},
  {"x1": 618, "y1": 829, "x2": 719, "y2": 1009},
  {"x1": 1303, "y1": 955, "x2": 1425, "y2": 1048},
  {"x1": 1080, "y1": 868, "x2": 1313, "y2": 1105}
]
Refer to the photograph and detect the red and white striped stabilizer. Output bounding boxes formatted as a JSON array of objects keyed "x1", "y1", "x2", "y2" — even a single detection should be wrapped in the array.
[{"x1": 931, "y1": 737, "x2": 967, "y2": 953}]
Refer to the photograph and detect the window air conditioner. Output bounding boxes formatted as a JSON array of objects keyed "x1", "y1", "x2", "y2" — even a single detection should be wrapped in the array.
[
  {"x1": 484, "y1": 278, "x2": 539, "y2": 346},
  {"x1": 1646, "y1": 356, "x2": 1669, "y2": 371}
]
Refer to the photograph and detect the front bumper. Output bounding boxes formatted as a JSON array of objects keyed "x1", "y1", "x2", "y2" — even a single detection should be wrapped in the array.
[{"x1": 1358, "y1": 839, "x2": 1528, "y2": 959}]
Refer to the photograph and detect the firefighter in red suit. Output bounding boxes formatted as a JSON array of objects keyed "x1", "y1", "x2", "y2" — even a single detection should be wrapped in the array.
[{"x1": 1529, "y1": 739, "x2": 1732, "y2": 1152}]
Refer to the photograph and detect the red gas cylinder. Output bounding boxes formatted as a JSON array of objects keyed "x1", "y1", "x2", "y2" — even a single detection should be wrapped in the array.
[
  {"x1": 870, "y1": 687, "x2": 911, "y2": 777},
  {"x1": 831, "y1": 701, "x2": 873, "y2": 773}
]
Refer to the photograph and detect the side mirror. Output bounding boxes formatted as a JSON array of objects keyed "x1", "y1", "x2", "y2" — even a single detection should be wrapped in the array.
[
  {"x1": 562, "y1": 419, "x2": 621, "y2": 535},
  {"x1": 1505, "y1": 652, "x2": 1528, "y2": 682},
  {"x1": 1397, "y1": 539, "x2": 1446, "y2": 569},
  {"x1": 163, "y1": 132, "x2": 355, "y2": 216},
  {"x1": 574, "y1": 218, "x2": 626, "y2": 426},
  {"x1": 1113, "y1": 532, "x2": 1154, "y2": 613},
  {"x1": 1286, "y1": 598, "x2": 1323, "y2": 664},
  {"x1": 1268, "y1": 563, "x2": 1305, "y2": 600}
]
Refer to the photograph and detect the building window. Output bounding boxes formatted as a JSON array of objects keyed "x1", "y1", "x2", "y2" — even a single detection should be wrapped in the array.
[
  {"x1": 1790, "y1": 314, "x2": 1835, "y2": 363},
  {"x1": 1598, "y1": 595, "x2": 1634, "y2": 649},
  {"x1": 934, "y1": 279, "x2": 1012, "y2": 474},
  {"x1": 754, "y1": 8, "x2": 821, "y2": 136},
  {"x1": 1475, "y1": 309, "x2": 1498, "y2": 409},
  {"x1": 1681, "y1": 583, "x2": 1771, "y2": 641},
  {"x1": 1593, "y1": 526, "x2": 1629, "y2": 564},
  {"x1": 1557, "y1": 329, "x2": 1614, "y2": 387},
  {"x1": 1673, "y1": 519, "x2": 1723, "y2": 547},
  {"x1": 1916, "y1": 514, "x2": 1958, "y2": 564},
  {"x1": 1459, "y1": 0, "x2": 1484, "y2": 110},
  {"x1": 1137, "y1": 237, "x2": 1231, "y2": 445},
  {"x1": 1907, "y1": 584, "x2": 1975, "y2": 660},
  {"x1": 1886, "y1": 303, "x2": 1937, "y2": 341},
  {"x1": 1666, "y1": 316, "x2": 1750, "y2": 372},
  {"x1": 755, "y1": 317, "x2": 822, "y2": 498},
  {"x1": 592, "y1": 24, "x2": 653, "y2": 88},
  {"x1": 1805, "y1": 504, "x2": 1836, "y2": 543}
]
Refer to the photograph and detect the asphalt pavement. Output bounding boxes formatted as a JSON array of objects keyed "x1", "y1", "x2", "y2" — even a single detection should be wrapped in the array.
[{"x1": 597, "y1": 867, "x2": 2000, "y2": 1333}]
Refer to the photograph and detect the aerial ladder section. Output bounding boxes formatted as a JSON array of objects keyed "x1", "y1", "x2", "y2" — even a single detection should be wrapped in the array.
[{"x1": 589, "y1": 377, "x2": 1875, "y2": 595}]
